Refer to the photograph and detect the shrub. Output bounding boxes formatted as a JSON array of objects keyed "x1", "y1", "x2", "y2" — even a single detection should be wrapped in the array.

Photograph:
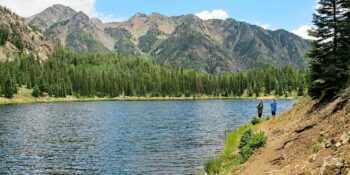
[
  {"x1": 32, "y1": 85, "x2": 40, "y2": 97},
  {"x1": 0, "y1": 23, "x2": 10, "y2": 45},
  {"x1": 250, "y1": 131, "x2": 267, "y2": 148},
  {"x1": 265, "y1": 116, "x2": 271, "y2": 120},
  {"x1": 251, "y1": 116, "x2": 261, "y2": 125},
  {"x1": 240, "y1": 145, "x2": 254, "y2": 162},
  {"x1": 239, "y1": 129, "x2": 253, "y2": 149},
  {"x1": 239, "y1": 129, "x2": 267, "y2": 163},
  {"x1": 204, "y1": 157, "x2": 221, "y2": 175}
]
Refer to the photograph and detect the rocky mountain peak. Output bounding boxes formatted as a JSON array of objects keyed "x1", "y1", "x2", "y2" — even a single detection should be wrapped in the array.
[
  {"x1": 71, "y1": 11, "x2": 89, "y2": 22},
  {"x1": 26, "y1": 4, "x2": 77, "y2": 32}
]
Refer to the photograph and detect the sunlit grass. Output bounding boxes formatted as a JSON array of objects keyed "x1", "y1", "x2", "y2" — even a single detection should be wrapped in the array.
[{"x1": 205, "y1": 123, "x2": 256, "y2": 175}]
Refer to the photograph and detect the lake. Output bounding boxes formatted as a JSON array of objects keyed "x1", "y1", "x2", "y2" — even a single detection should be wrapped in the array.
[{"x1": 0, "y1": 99, "x2": 295, "y2": 174}]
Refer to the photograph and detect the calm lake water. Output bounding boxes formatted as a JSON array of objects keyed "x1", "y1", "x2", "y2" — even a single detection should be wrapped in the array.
[{"x1": 0, "y1": 99, "x2": 295, "y2": 174}]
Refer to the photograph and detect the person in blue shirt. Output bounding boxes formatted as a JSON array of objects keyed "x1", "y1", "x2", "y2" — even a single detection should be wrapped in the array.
[{"x1": 270, "y1": 98, "x2": 277, "y2": 120}]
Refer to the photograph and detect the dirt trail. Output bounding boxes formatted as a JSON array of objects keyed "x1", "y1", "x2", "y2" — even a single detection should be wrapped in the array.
[{"x1": 238, "y1": 94, "x2": 350, "y2": 175}]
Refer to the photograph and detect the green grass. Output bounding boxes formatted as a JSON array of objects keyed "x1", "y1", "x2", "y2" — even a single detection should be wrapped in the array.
[{"x1": 205, "y1": 123, "x2": 255, "y2": 175}]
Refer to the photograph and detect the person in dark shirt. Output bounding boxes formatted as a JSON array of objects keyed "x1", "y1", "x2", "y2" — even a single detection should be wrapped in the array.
[{"x1": 257, "y1": 100, "x2": 264, "y2": 118}]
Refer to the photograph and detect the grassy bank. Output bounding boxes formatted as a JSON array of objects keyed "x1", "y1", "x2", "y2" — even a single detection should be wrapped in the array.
[
  {"x1": 204, "y1": 116, "x2": 268, "y2": 175},
  {"x1": 205, "y1": 123, "x2": 255, "y2": 174},
  {"x1": 0, "y1": 87, "x2": 297, "y2": 105}
]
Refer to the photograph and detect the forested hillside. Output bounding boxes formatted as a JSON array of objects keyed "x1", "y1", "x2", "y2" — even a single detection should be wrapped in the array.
[{"x1": 0, "y1": 48, "x2": 307, "y2": 99}]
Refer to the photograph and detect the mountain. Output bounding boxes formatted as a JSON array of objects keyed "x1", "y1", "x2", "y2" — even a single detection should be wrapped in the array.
[
  {"x1": 0, "y1": 6, "x2": 54, "y2": 61},
  {"x1": 26, "y1": 4, "x2": 311, "y2": 73},
  {"x1": 26, "y1": 4, "x2": 77, "y2": 33},
  {"x1": 44, "y1": 11, "x2": 114, "y2": 53}
]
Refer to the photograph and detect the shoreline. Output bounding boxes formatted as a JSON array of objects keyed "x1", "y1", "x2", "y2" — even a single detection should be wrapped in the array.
[
  {"x1": 0, "y1": 96, "x2": 297, "y2": 105},
  {"x1": 0, "y1": 88, "x2": 298, "y2": 105}
]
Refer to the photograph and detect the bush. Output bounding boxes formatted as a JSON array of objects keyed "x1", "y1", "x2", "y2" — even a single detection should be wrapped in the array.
[
  {"x1": 32, "y1": 85, "x2": 40, "y2": 97},
  {"x1": 250, "y1": 131, "x2": 267, "y2": 148},
  {"x1": 265, "y1": 116, "x2": 271, "y2": 120},
  {"x1": 204, "y1": 157, "x2": 221, "y2": 175},
  {"x1": 239, "y1": 129, "x2": 253, "y2": 149},
  {"x1": 251, "y1": 116, "x2": 261, "y2": 125},
  {"x1": 239, "y1": 129, "x2": 267, "y2": 163},
  {"x1": 0, "y1": 23, "x2": 10, "y2": 45},
  {"x1": 240, "y1": 145, "x2": 254, "y2": 162}
]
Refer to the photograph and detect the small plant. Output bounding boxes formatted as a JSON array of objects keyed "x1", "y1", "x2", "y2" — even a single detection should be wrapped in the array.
[
  {"x1": 312, "y1": 144, "x2": 321, "y2": 153},
  {"x1": 251, "y1": 116, "x2": 261, "y2": 125},
  {"x1": 317, "y1": 135, "x2": 326, "y2": 143},
  {"x1": 265, "y1": 116, "x2": 271, "y2": 120},
  {"x1": 204, "y1": 157, "x2": 221, "y2": 175}
]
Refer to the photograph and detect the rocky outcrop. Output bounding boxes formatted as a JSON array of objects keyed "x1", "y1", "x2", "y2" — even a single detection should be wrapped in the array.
[
  {"x1": 321, "y1": 157, "x2": 345, "y2": 175},
  {"x1": 0, "y1": 6, "x2": 54, "y2": 61}
]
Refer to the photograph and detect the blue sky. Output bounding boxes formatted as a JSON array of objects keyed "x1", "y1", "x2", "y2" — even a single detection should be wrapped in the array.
[
  {"x1": 95, "y1": 0, "x2": 316, "y2": 31},
  {"x1": 0, "y1": 0, "x2": 317, "y2": 39}
]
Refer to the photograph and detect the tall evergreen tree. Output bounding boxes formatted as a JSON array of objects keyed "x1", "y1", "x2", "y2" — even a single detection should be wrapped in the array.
[{"x1": 308, "y1": 0, "x2": 349, "y2": 100}]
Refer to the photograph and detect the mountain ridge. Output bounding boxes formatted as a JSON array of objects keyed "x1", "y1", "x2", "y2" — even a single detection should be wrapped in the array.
[{"x1": 26, "y1": 4, "x2": 311, "y2": 73}]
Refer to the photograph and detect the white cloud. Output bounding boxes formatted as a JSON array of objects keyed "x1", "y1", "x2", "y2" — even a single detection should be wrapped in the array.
[
  {"x1": 291, "y1": 25, "x2": 316, "y2": 40},
  {"x1": 255, "y1": 22, "x2": 272, "y2": 30},
  {"x1": 0, "y1": 0, "x2": 125, "y2": 22},
  {"x1": 195, "y1": 9, "x2": 229, "y2": 20}
]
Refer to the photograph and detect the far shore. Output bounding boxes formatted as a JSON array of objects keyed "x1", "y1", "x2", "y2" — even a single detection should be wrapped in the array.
[{"x1": 0, "y1": 88, "x2": 298, "y2": 105}]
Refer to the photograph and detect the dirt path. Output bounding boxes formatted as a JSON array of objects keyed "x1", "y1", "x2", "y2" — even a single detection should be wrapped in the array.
[{"x1": 238, "y1": 96, "x2": 350, "y2": 175}]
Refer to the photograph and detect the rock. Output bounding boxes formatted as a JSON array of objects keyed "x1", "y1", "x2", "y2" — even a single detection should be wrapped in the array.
[
  {"x1": 341, "y1": 132, "x2": 350, "y2": 145},
  {"x1": 321, "y1": 157, "x2": 344, "y2": 175},
  {"x1": 325, "y1": 139, "x2": 333, "y2": 148},
  {"x1": 309, "y1": 154, "x2": 317, "y2": 162},
  {"x1": 336, "y1": 142, "x2": 342, "y2": 148}
]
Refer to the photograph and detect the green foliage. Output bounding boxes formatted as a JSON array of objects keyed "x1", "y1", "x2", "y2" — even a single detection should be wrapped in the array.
[
  {"x1": 204, "y1": 157, "x2": 222, "y2": 175},
  {"x1": 317, "y1": 135, "x2": 326, "y2": 143},
  {"x1": 265, "y1": 116, "x2": 271, "y2": 120},
  {"x1": 297, "y1": 84, "x2": 304, "y2": 96},
  {"x1": 251, "y1": 116, "x2": 261, "y2": 125},
  {"x1": 312, "y1": 144, "x2": 321, "y2": 153},
  {"x1": 11, "y1": 34, "x2": 23, "y2": 51},
  {"x1": 31, "y1": 85, "x2": 40, "y2": 97},
  {"x1": 239, "y1": 129, "x2": 267, "y2": 162},
  {"x1": 308, "y1": 0, "x2": 350, "y2": 100},
  {"x1": 1, "y1": 69, "x2": 17, "y2": 98},
  {"x1": 0, "y1": 23, "x2": 10, "y2": 45},
  {"x1": 0, "y1": 48, "x2": 307, "y2": 99}
]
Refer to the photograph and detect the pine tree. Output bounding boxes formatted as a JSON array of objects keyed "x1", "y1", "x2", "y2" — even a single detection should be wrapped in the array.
[
  {"x1": 0, "y1": 23, "x2": 10, "y2": 45},
  {"x1": 308, "y1": 0, "x2": 348, "y2": 100},
  {"x1": 32, "y1": 85, "x2": 40, "y2": 97},
  {"x1": 4, "y1": 73, "x2": 15, "y2": 98}
]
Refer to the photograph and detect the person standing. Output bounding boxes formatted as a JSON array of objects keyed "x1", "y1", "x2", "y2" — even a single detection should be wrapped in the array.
[
  {"x1": 270, "y1": 98, "x2": 277, "y2": 120},
  {"x1": 257, "y1": 100, "x2": 264, "y2": 118}
]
